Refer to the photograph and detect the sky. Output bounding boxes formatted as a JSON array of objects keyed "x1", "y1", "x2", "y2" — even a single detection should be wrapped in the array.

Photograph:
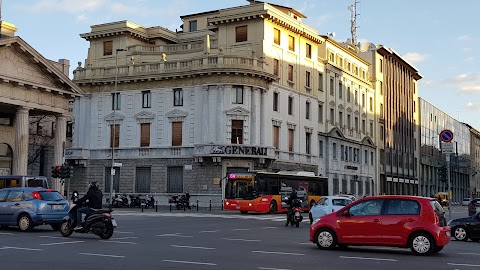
[{"x1": 2, "y1": 0, "x2": 479, "y2": 130}]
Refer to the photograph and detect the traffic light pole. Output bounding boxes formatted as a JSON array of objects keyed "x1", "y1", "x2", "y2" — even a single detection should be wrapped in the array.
[{"x1": 447, "y1": 154, "x2": 452, "y2": 222}]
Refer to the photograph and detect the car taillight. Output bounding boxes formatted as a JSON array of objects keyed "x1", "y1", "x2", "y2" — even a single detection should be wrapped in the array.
[
  {"x1": 46, "y1": 189, "x2": 52, "y2": 192},
  {"x1": 294, "y1": 207, "x2": 300, "y2": 211},
  {"x1": 31, "y1": 191, "x2": 41, "y2": 200},
  {"x1": 105, "y1": 213, "x2": 111, "y2": 217},
  {"x1": 434, "y1": 214, "x2": 440, "y2": 226}
]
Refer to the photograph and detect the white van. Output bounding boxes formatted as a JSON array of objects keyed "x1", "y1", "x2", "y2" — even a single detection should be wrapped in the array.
[{"x1": 0, "y1": 175, "x2": 49, "y2": 189}]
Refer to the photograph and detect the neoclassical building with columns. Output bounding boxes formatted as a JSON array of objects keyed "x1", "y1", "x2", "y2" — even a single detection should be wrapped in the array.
[{"x1": 0, "y1": 22, "x2": 83, "y2": 192}]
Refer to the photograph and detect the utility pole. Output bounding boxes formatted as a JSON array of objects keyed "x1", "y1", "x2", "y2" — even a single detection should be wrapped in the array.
[{"x1": 447, "y1": 153, "x2": 452, "y2": 221}]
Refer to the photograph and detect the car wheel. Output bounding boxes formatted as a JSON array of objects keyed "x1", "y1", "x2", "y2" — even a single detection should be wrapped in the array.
[
  {"x1": 18, "y1": 214, "x2": 34, "y2": 232},
  {"x1": 269, "y1": 201, "x2": 277, "y2": 214},
  {"x1": 410, "y1": 232, "x2": 435, "y2": 256},
  {"x1": 50, "y1": 224, "x2": 62, "y2": 231},
  {"x1": 309, "y1": 213, "x2": 313, "y2": 224},
  {"x1": 60, "y1": 221, "x2": 73, "y2": 237},
  {"x1": 433, "y1": 246, "x2": 444, "y2": 253},
  {"x1": 314, "y1": 228, "x2": 337, "y2": 250},
  {"x1": 454, "y1": 226, "x2": 469, "y2": 241}
]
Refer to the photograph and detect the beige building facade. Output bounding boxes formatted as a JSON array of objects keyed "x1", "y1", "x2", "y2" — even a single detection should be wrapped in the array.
[{"x1": 0, "y1": 22, "x2": 83, "y2": 192}]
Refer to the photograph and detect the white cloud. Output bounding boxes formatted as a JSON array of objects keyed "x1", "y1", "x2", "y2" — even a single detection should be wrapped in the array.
[
  {"x1": 402, "y1": 52, "x2": 429, "y2": 64},
  {"x1": 432, "y1": 73, "x2": 480, "y2": 93},
  {"x1": 464, "y1": 57, "x2": 476, "y2": 62},
  {"x1": 457, "y1": 34, "x2": 473, "y2": 41},
  {"x1": 466, "y1": 102, "x2": 480, "y2": 111},
  {"x1": 463, "y1": 47, "x2": 473, "y2": 52}
]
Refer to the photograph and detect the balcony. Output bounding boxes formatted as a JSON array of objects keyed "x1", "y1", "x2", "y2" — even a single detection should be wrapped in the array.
[{"x1": 65, "y1": 147, "x2": 195, "y2": 160}]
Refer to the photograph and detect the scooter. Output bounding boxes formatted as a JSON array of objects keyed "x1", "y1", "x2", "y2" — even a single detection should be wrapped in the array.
[
  {"x1": 59, "y1": 192, "x2": 117, "y2": 239},
  {"x1": 287, "y1": 198, "x2": 303, "y2": 227},
  {"x1": 112, "y1": 194, "x2": 129, "y2": 208}
]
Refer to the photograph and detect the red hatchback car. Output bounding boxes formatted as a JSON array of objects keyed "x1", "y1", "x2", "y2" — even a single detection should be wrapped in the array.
[{"x1": 309, "y1": 195, "x2": 451, "y2": 255}]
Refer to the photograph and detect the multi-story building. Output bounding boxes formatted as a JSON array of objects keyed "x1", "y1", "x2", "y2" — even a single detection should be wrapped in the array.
[
  {"x1": 464, "y1": 124, "x2": 480, "y2": 198},
  {"x1": 67, "y1": 1, "x2": 376, "y2": 200},
  {"x1": 419, "y1": 98, "x2": 471, "y2": 202},
  {"x1": 360, "y1": 43, "x2": 421, "y2": 195}
]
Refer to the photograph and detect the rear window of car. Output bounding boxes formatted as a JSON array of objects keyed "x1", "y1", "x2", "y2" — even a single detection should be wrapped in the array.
[
  {"x1": 38, "y1": 191, "x2": 64, "y2": 201},
  {"x1": 386, "y1": 199, "x2": 420, "y2": 215},
  {"x1": 332, "y1": 199, "x2": 351, "y2": 206},
  {"x1": 430, "y1": 200, "x2": 447, "y2": 226}
]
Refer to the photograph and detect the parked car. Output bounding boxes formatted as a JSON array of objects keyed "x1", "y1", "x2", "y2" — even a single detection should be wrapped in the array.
[
  {"x1": 336, "y1": 194, "x2": 356, "y2": 201},
  {"x1": 449, "y1": 212, "x2": 480, "y2": 241},
  {"x1": 462, "y1": 198, "x2": 472, "y2": 206},
  {"x1": 0, "y1": 187, "x2": 69, "y2": 231},
  {"x1": 309, "y1": 196, "x2": 352, "y2": 224},
  {"x1": 310, "y1": 195, "x2": 451, "y2": 256}
]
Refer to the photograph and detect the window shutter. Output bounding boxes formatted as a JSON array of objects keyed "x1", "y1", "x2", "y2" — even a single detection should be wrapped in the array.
[
  {"x1": 104, "y1": 41, "x2": 113, "y2": 56},
  {"x1": 288, "y1": 129, "x2": 294, "y2": 152},
  {"x1": 273, "y1": 126, "x2": 279, "y2": 149},
  {"x1": 140, "y1": 123, "x2": 150, "y2": 147},
  {"x1": 236, "y1": 26, "x2": 247, "y2": 42},
  {"x1": 110, "y1": 125, "x2": 119, "y2": 148},
  {"x1": 172, "y1": 122, "x2": 183, "y2": 146}
]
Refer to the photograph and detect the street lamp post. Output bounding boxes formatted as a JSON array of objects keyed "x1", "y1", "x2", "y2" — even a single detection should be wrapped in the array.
[{"x1": 109, "y1": 48, "x2": 126, "y2": 210}]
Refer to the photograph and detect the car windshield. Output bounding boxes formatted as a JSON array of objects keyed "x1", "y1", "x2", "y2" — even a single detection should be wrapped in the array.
[
  {"x1": 38, "y1": 191, "x2": 64, "y2": 201},
  {"x1": 332, "y1": 199, "x2": 351, "y2": 206}
]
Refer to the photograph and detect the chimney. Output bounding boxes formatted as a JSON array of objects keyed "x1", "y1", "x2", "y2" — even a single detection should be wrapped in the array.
[
  {"x1": 58, "y1": 59, "x2": 70, "y2": 77},
  {"x1": 0, "y1": 21, "x2": 17, "y2": 38}
]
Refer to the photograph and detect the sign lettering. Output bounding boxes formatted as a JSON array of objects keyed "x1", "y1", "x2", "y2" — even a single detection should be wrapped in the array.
[{"x1": 210, "y1": 146, "x2": 267, "y2": 156}]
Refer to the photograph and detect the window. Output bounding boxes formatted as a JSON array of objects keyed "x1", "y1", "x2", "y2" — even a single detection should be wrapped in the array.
[
  {"x1": 369, "y1": 122, "x2": 373, "y2": 135},
  {"x1": 236, "y1": 26, "x2": 247, "y2": 42},
  {"x1": 233, "y1": 86, "x2": 244, "y2": 104},
  {"x1": 319, "y1": 140, "x2": 324, "y2": 157},
  {"x1": 349, "y1": 199, "x2": 384, "y2": 216},
  {"x1": 371, "y1": 151, "x2": 374, "y2": 165},
  {"x1": 274, "y1": 28, "x2": 280, "y2": 45},
  {"x1": 111, "y1": 93, "x2": 121, "y2": 110},
  {"x1": 174, "y1": 89, "x2": 183, "y2": 106},
  {"x1": 380, "y1": 103, "x2": 384, "y2": 118},
  {"x1": 379, "y1": 59, "x2": 383, "y2": 73},
  {"x1": 347, "y1": 86, "x2": 351, "y2": 102},
  {"x1": 385, "y1": 199, "x2": 420, "y2": 215},
  {"x1": 172, "y1": 122, "x2": 183, "y2": 146},
  {"x1": 379, "y1": 81, "x2": 383, "y2": 95},
  {"x1": 288, "y1": 35, "x2": 295, "y2": 51},
  {"x1": 306, "y1": 43, "x2": 312, "y2": 58},
  {"x1": 110, "y1": 124, "x2": 120, "y2": 148},
  {"x1": 338, "y1": 82, "x2": 343, "y2": 99},
  {"x1": 167, "y1": 167, "x2": 183, "y2": 193},
  {"x1": 231, "y1": 120, "x2": 243, "y2": 144},
  {"x1": 273, "y1": 126, "x2": 280, "y2": 149},
  {"x1": 354, "y1": 117, "x2": 358, "y2": 130},
  {"x1": 288, "y1": 129, "x2": 294, "y2": 152},
  {"x1": 104, "y1": 167, "x2": 120, "y2": 193},
  {"x1": 347, "y1": 114, "x2": 351, "y2": 129},
  {"x1": 318, "y1": 73, "x2": 323, "y2": 91},
  {"x1": 288, "y1": 96, "x2": 293, "y2": 115},
  {"x1": 103, "y1": 41, "x2": 113, "y2": 56},
  {"x1": 355, "y1": 90, "x2": 358, "y2": 105},
  {"x1": 273, "y1": 92, "x2": 279, "y2": 112},
  {"x1": 333, "y1": 143, "x2": 337, "y2": 159},
  {"x1": 362, "y1": 93, "x2": 365, "y2": 107},
  {"x1": 329, "y1": 77, "x2": 334, "y2": 95},
  {"x1": 341, "y1": 145, "x2": 344, "y2": 160},
  {"x1": 140, "y1": 123, "x2": 150, "y2": 147},
  {"x1": 136, "y1": 167, "x2": 152, "y2": 193},
  {"x1": 288, "y1": 65, "x2": 293, "y2": 81},
  {"x1": 306, "y1": 132, "x2": 311, "y2": 154},
  {"x1": 273, "y1": 59, "x2": 279, "y2": 76},
  {"x1": 365, "y1": 150, "x2": 368, "y2": 164},
  {"x1": 306, "y1": 102, "x2": 310, "y2": 119},
  {"x1": 189, "y1": 20, "x2": 197, "y2": 32},
  {"x1": 369, "y1": 97, "x2": 373, "y2": 111},
  {"x1": 306, "y1": 71, "x2": 311, "y2": 88},
  {"x1": 318, "y1": 104, "x2": 323, "y2": 122},
  {"x1": 142, "y1": 91, "x2": 151, "y2": 108},
  {"x1": 339, "y1": 111, "x2": 343, "y2": 127},
  {"x1": 330, "y1": 108, "x2": 334, "y2": 124},
  {"x1": 362, "y1": 120, "x2": 366, "y2": 133}
]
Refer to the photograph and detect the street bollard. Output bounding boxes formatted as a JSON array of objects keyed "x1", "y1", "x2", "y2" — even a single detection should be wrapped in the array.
[
  {"x1": 184, "y1": 203, "x2": 186, "y2": 211},
  {"x1": 170, "y1": 204, "x2": 172, "y2": 212},
  {"x1": 209, "y1": 200, "x2": 212, "y2": 211},
  {"x1": 155, "y1": 204, "x2": 158, "y2": 212},
  {"x1": 196, "y1": 200, "x2": 199, "y2": 211},
  {"x1": 222, "y1": 199, "x2": 224, "y2": 211},
  {"x1": 141, "y1": 205, "x2": 144, "y2": 212}
]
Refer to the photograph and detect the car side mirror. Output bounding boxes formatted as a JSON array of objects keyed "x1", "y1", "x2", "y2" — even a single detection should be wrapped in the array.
[{"x1": 342, "y1": 210, "x2": 350, "y2": 216}]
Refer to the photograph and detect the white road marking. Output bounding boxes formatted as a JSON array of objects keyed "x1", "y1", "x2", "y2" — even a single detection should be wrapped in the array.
[
  {"x1": 233, "y1": 228, "x2": 251, "y2": 231},
  {"x1": 41, "y1": 241, "x2": 84, "y2": 246},
  {"x1": 252, "y1": 251, "x2": 305, "y2": 256},
  {"x1": 458, "y1": 253, "x2": 480, "y2": 256},
  {"x1": 100, "y1": 240, "x2": 137, "y2": 245},
  {"x1": 448, "y1": 263, "x2": 480, "y2": 267},
  {"x1": 39, "y1": 236, "x2": 65, "y2": 239},
  {"x1": 199, "y1": 230, "x2": 219, "y2": 233},
  {"x1": 171, "y1": 245, "x2": 216, "y2": 250},
  {"x1": 259, "y1": 267, "x2": 292, "y2": 270},
  {"x1": 156, "y1": 233, "x2": 193, "y2": 238},
  {"x1": 162, "y1": 259, "x2": 216, "y2": 266},
  {"x1": 79, "y1": 252, "x2": 125, "y2": 258},
  {"x1": 293, "y1": 242, "x2": 312, "y2": 245},
  {"x1": 1, "y1": 246, "x2": 43, "y2": 251},
  {"x1": 222, "y1": 238, "x2": 261, "y2": 242},
  {"x1": 0, "y1": 232, "x2": 14, "y2": 235},
  {"x1": 340, "y1": 256, "x2": 397, "y2": 262},
  {"x1": 112, "y1": 236, "x2": 138, "y2": 240},
  {"x1": 115, "y1": 231, "x2": 135, "y2": 234},
  {"x1": 262, "y1": 227, "x2": 277, "y2": 229}
]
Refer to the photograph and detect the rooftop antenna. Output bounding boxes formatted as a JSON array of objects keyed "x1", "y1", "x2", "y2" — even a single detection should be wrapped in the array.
[{"x1": 348, "y1": 0, "x2": 359, "y2": 46}]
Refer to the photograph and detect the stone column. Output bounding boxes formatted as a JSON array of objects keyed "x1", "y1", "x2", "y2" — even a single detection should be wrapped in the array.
[
  {"x1": 260, "y1": 89, "x2": 266, "y2": 145},
  {"x1": 54, "y1": 115, "x2": 67, "y2": 193},
  {"x1": 250, "y1": 87, "x2": 257, "y2": 145},
  {"x1": 12, "y1": 107, "x2": 30, "y2": 175},
  {"x1": 216, "y1": 86, "x2": 224, "y2": 143}
]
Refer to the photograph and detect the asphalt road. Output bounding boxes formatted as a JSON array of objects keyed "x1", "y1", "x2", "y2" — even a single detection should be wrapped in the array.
[{"x1": 0, "y1": 205, "x2": 478, "y2": 270}]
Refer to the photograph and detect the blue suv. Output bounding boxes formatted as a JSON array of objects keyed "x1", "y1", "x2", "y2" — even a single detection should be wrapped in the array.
[{"x1": 0, "y1": 188, "x2": 69, "y2": 231}]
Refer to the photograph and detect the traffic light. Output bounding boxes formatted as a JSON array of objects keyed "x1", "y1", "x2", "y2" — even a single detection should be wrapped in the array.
[
  {"x1": 51, "y1": 166, "x2": 60, "y2": 178},
  {"x1": 438, "y1": 166, "x2": 447, "y2": 182},
  {"x1": 66, "y1": 165, "x2": 74, "y2": 179}
]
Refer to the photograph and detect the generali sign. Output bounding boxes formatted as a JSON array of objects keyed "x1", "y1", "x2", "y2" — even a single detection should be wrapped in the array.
[{"x1": 210, "y1": 145, "x2": 267, "y2": 156}]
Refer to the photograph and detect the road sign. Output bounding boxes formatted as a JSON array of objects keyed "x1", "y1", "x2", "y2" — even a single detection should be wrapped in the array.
[
  {"x1": 440, "y1": 129, "x2": 454, "y2": 143},
  {"x1": 441, "y1": 142, "x2": 454, "y2": 154},
  {"x1": 113, "y1": 162, "x2": 122, "y2": 167}
]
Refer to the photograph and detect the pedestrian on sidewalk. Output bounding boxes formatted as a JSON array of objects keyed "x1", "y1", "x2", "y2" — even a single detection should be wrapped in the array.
[{"x1": 468, "y1": 199, "x2": 477, "y2": 216}]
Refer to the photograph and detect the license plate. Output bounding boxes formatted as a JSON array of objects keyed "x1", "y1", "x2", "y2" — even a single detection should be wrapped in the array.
[
  {"x1": 52, "y1": 205, "x2": 63, "y2": 210},
  {"x1": 111, "y1": 219, "x2": 118, "y2": 227},
  {"x1": 295, "y1": 212, "x2": 300, "y2": 217}
]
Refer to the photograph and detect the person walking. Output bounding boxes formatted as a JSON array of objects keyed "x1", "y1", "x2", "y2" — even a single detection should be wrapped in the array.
[{"x1": 468, "y1": 199, "x2": 477, "y2": 217}]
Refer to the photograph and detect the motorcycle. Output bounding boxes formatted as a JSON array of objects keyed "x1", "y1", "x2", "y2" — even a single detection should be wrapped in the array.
[
  {"x1": 286, "y1": 198, "x2": 303, "y2": 227},
  {"x1": 59, "y1": 193, "x2": 117, "y2": 239},
  {"x1": 143, "y1": 195, "x2": 155, "y2": 209},
  {"x1": 112, "y1": 194, "x2": 129, "y2": 208},
  {"x1": 129, "y1": 194, "x2": 142, "y2": 208},
  {"x1": 169, "y1": 194, "x2": 191, "y2": 210}
]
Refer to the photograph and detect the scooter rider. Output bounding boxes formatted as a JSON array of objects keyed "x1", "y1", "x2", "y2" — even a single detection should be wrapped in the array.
[
  {"x1": 74, "y1": 182, "x2": 103, "y2": 230},
  {"x1": 285, "y1": 189, "x2": 298, "y2": 226}
]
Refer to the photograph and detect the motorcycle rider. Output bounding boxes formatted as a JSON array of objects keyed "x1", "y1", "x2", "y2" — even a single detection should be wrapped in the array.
[
  {"x1": 74, "y1": 182, "x2": 103, "y2": 230},
  {"x1": 285, "y1": 189, "x2": 298, "y2": 226}
]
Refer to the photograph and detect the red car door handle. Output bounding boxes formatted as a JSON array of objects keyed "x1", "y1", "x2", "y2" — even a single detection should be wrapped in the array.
[{"x1": 373, "y1": 218, "x2": 380, "y2": 222}]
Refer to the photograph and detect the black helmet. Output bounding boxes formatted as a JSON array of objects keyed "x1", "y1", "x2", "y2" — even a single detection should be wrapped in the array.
[{"x1": 89, "y1": 181, "x2": 99, "y2": 189}]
